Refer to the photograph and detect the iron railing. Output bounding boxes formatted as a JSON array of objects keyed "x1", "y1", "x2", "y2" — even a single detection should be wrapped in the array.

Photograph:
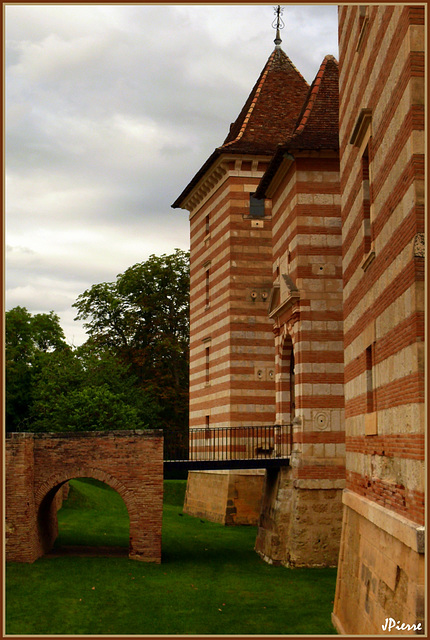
[{"x1": 165, "y1": 424, "x2": 291, "y2": 462}]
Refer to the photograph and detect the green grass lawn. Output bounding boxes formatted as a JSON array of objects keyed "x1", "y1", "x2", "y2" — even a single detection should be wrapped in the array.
[{"x1": 6, "y1": 478, "x2": 337, "y2": 635}]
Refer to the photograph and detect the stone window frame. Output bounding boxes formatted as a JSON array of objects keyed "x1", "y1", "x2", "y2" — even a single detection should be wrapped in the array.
[
  {"x1": 350, "y1": 108, "x2": 376, "y2": 271},
  {"x1": 356, "y1": 5, "x2": 369, "y2": 52}
]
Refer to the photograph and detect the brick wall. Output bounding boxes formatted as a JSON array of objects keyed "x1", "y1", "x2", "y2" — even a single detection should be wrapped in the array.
[
  {"x1": 183, "y1": 157, "x2": 279, "y2": 530},
  {"x1": 6, "y1": 430, "x2": 164, "y2": 563},
  {"x1": 255, "y1": 146, "x2": 345, "y2": 567},
  {"x1": 5, "y1": 434, "x2": 37, "y2": 563},
  {"x1": 188, "y1": 158, "x2": 276, "y2": 431},
  {"x1": 333, "y1": 5, "x2": 425, "y2": 634}
]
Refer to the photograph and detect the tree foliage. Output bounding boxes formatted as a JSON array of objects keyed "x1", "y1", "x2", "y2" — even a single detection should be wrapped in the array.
[
  {"x1": 6, "y1": 250, "x2": 190, "y2": 446},
  {"x1": 29, "y1": 345, "x2": 160, "y2": 433},
  {"x1": 5, "y1": 307, "x2": 68, "y2": 431},
  {"x1": 73, "y1": 249, "x2": 190, "y2": 440}
]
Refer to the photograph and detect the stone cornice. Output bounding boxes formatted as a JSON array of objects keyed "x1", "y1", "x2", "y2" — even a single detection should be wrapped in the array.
[
  {"x1": 184, "y1": 157, "x2": 229, "y2": 217},
  {"x1": 342, "y1": 489, "x2": 425, "y2": 553},
  {"x1": 182, "y1": 155, "x2": 268, "y2": 219}
]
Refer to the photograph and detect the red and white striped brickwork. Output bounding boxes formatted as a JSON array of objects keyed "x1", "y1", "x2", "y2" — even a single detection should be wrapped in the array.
[
  {"x1": 186, "y1": 156, "x2": 276, "y2": 444},
  {"x1": 252, "y1": 144, "x2": 345, "y2": 568},
  {"x1": 175, "y1": 46, "x2": 309, "y2": 463},
  {"x1": 339, "y1": 3, "x2": 425, "y2": 526},
  {"x1": 333, "y1": 6, "x2": 425, "y2": 634},
  {"x1": 269, "y1": 153, "x2": 345, "y2": 479}
]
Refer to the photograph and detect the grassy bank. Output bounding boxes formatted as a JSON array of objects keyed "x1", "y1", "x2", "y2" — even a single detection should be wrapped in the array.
[{"x1": 6, "y1": 478, "x2": 337, "y2": 635}]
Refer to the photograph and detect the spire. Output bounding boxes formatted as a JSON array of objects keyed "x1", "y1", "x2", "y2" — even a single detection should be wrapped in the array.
[
  {"x1": 288, "y1": 55, "x2": 339, "y2": 150},
  {"x1": 172, "y1": 6, "x2": 309, "y2": 209},
  {"x1": 220, "y1": 47, "x2": 308, "y2": 155},
  {"x1": 272, "y1": 5, "x2": 284, "y2": 49}
]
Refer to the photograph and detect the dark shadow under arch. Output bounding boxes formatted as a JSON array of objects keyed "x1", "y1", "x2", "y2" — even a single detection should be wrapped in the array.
[
  {"x1": 49, "y1": 478, "x2": 130, "y2": 557},
  {"x1": 36, "y1": 469, "x2": 133, "y2": 559},
  {"x1": 278, "y1": 332, "x2": 295, "y2": 426}
]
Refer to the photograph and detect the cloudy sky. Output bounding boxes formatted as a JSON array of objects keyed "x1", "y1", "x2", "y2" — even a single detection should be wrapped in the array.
[{"x1": 5, "y1": 3, "x2": 339, "y2": 346}]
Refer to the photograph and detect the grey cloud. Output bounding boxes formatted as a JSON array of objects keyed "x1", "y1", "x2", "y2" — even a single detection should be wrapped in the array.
[{"x1": 6, "y1": 4, "x2": 338, "y2": 344}]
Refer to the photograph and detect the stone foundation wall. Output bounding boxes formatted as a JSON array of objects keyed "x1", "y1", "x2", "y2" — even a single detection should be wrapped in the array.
[
  {"x1": 332, "y1": 490, "x2": 425, "y2": 635},
  {"x1": 184, "y1": 470, "x2": 265, "y2": 525},
  {"x1": 255, "y1": 467, "x2": 343, "y2": 567}
]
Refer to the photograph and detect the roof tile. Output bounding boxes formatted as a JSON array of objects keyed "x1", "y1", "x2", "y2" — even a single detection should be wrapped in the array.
[
  {"x1": 220, "y1": 48, "x2": 309, "y2": 155},
  {"x1": 172, "y1": 47, "x2": 309, "y2": 207},
  {"x1": 254, "y1": 55, "x2": 339, "y2": 198},
  {"x1": 288, "y1": 55, "x2": 339, "y2": 150}
]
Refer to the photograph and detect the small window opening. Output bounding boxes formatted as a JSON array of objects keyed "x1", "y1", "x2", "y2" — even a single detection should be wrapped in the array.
[
  {"x1": 365, "y1": 345, "x2": 374, "y2": 413},
  {"x1": 205, "y1": 347, "x2": 210, "y2": 384},
  {"x1": 362, "y1": 145, "x2": 371, "y2": 255},
  {"x1": 249, "y1": 194, "x2": 265, "y2": 218},
  {"x1": 205, "y1": 269, "x2": 210, "y2": 308}
]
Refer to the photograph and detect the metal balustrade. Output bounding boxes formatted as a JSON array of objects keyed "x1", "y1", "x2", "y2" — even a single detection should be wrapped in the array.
[{"x1": 164, "y1": 424, "x2": 291, "y2": 470}]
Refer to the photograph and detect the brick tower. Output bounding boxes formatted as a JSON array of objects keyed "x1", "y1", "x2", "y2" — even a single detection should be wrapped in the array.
[
  {"x1": 173, "y1": 39, "x2": 309, "y2": 524},
  {"x1": 172, "y1": 5, "x2": 425, "y2": 628},
  {"x1": 253, "y1": 54, "x2": 345, "y2": 566}
]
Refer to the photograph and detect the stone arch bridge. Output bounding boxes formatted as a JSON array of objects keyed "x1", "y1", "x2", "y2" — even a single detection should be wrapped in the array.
[{"x1": 5, "y1": 430, "x2": 164, "y2": 563}]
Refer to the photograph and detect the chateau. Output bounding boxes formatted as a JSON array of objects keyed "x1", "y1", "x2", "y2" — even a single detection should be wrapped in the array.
[{"x1": 173, "y1": 5, "x2": 425, "y2": 634}]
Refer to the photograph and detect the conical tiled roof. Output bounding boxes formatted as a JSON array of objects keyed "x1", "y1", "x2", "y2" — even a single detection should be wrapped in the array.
[
  {"x1": 172, "y1": 47, "x2": 309, "y2": 208},
  {"x1": 287, "y1": 54, "x2": 339, "y2": 150},
  {"x1": 220, "y1": 48, "x2": 309, "y2": 155},
  {"x1": 255, "y1": 55, "x2": 339, "y2": 197}
]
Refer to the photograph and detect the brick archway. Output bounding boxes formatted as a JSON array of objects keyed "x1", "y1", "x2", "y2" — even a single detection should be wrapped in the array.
[
  {"x1": 6, "y1": 430, "x2": 164, "y2": 563},
  {"x1": 35, "y1": 468, "x2": 132, "y2": 557},
  {"x1": 276, "y1": 331, "x2": 295, "y2": 426},
  {"x1": 34, "y1": 467, "x2": 131, "y2": 509}
]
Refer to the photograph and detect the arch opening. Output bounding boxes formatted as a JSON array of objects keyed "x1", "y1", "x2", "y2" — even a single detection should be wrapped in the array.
[
  {"x1": 37, "y1": 482, "x2": 67, "y2": 555},
  {"x1": 277, "y1": 333, "x2": 295, "y2": 426},
  {"x1": 37, "y1": 477, "x2": 130, "y2": 558}
]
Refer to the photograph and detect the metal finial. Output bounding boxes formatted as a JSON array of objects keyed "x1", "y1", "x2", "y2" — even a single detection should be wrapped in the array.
[{"x1": 272, "y1": 5, "x2": 284, "y2": 48}]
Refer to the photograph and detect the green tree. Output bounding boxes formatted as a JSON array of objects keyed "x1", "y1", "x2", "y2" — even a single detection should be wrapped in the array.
[
  {"x1": 6, "y1": 250, "x2": 190, "y2": 447},
  {"x1": 5, "y1": 306, "x2": 160, "y2": 433},
  {"x1": 5, "y1": 307, "x2": 67, "y2": 431},
  {"x1": 73, "y1": 249, "x2": 190, "y2": 450},
  {"x1": 29, "y1": 344, "x2": 160, "y2": 433}
]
